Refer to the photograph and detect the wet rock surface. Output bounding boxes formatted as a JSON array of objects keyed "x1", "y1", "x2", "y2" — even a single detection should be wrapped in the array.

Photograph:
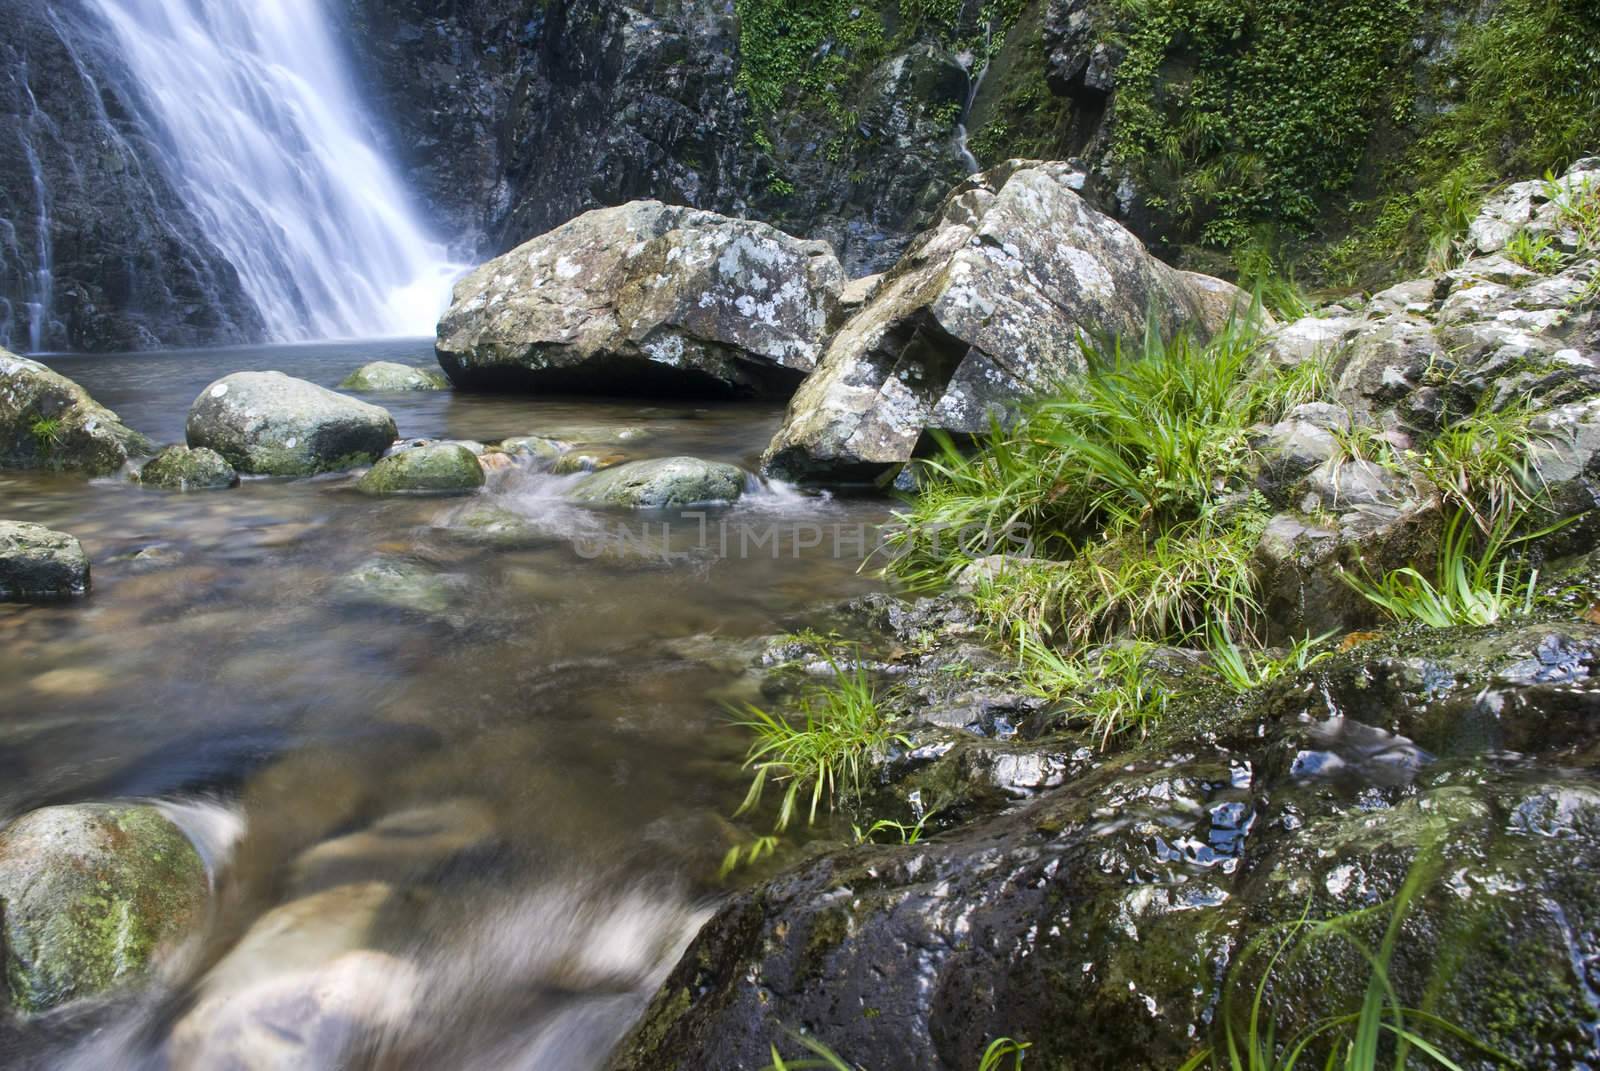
[
  {"x1": 356, "y1": 443, "x2": 485, "y2": 496},
  {"x1": 1, "y1": 348, "x2": 153, "y2": 474},
  {"x1": 0, "y1": 803, "x2": 208, "y2": 1013},
  {"x1": 185, "y1": 371, "x2": 398, "y2": 476},
  {"x1": 613, "y1": 600, "x2": 1600, "y2": 1071},
  {"x1": 136, "y1": 445, "x2": 239, "y2": 491},
  {"x1": 0, "y1": 520, "x2": 91, "y2": 600},
  {"x1": 436, "y1": 201, "x2": 845, "y2": 398},
  {"x1": 569, "y1": 456, "x2": 747, "y2": 509}
]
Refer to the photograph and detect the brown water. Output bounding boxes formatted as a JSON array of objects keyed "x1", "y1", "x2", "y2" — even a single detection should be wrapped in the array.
[{"x1": 0, "y1": 339, "x2": 893, "y2": 1069}]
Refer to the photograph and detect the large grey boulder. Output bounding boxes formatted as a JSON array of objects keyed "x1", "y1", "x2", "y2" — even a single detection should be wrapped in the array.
[
  {"x1": 0, "y1": 521, "x2": 90, "y2": 600},
  {"x1": 760, "y1": 161, "x2": 1214, "y2": 483},
  {"x1": 186, "y1": 372, "x2": 398, "y2": 476},
  {"x1": 569, "y1": 457, "x2": 747, "y2": 509},
  {"x1": 0, "y1": 347, "x2": 152, "y2": 474},
  {"x1": 0, "y1": 803, "x2": 208, "y2": 1012},
  {"x1": 436, "y1": 201, "x2": 846, "y2": 397}
]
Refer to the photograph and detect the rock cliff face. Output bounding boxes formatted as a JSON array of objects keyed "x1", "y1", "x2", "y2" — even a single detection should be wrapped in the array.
[
  {"x1": 0, "y1": 0, "x2": 261, "y2": 352},
  {"x1": 340, "y1": 0, "x2": 978, "y2": 278}
]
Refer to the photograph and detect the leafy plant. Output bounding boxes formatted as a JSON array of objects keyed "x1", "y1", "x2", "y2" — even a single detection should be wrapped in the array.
[
  {"x1": 720, "y1": 834, "x2": 782, "y2": 878},
  {"x1": 734, "y1": 656, "x2": 905, "y2": 833},
  {"x1": 1207, "y1": 627, "x2": 1335, "y2": 693},
  {"x1": 978, "y1": 1038, "x2": 1031, "y2": 1071},
  {"x1": 1177, "y1": 849, "x2": 1510, "y2": 1070},
  {"x1": 1022, "y1": 636, "x2": 1170, "y2": 747},
  {"x1": 1340, "y1": 512, "x2": 1540, "y2": 629},
  {"x1": 761, "y1": 1032, "x2": 1030, "y2": 1071},
  {"x1": 29, "y1": 415, "x2": 63, "y2": 456},
  {"x1": 1502, "y1": 229, "x2": 1563, "y2": 274}
]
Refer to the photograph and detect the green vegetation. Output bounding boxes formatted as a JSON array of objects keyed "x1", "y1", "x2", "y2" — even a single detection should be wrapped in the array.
[
  {"x1": 1503, "y1": 230, "x2": 1563, "y2": 274},
  {"x1": 1341, "y1": 512, "x2": 1540, "y2": 629},
  {"x1": 887, "y1": 314, "x2": 1287, "y2": 652},
  {"x1": 733, "y1": 657, "x2": 906, "y2": 834},
  {"x1": 1178, "y1": 850, "x2": 1507, "y2": 1070},
  {"x1": 762, "y1": 1032, "x2": 1030, "y2": 1070},
  {"x1": 1111, "y1": 0, "x2": 1422, "y2": 251},
  {"x1": 1321, "y1": 0, "x2": 1600, "y2": 284},
  {"x1": 29, "y1": 415, "x2": 63, "y2": 456}
]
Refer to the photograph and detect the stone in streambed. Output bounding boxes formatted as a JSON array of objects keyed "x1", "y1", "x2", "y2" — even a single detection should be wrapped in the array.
[
  {"x1": 186, "y1": 371, "x2": 397, "y2": 476},
  {"x1": 436, "y1": 201, "x2": 845, "y2": 397},
  {"x1": 569, "y1": 456, "x2": 746, "y2": 508},
  {"x1": 0, "y1": 803, "x2": 208, "y2": 1012},
  {"x1": 332, "y1": 557, "x2": 466, "y2": 620},
  {"x1": 0, "y1": 346, "x2": 153, "y2": 474},
  {"x1": 136, "y1": 445, "x2": 239, "y2": 490},
  {"x1": 338, "y1": 361, "x2": 449, "y2": 392},
  {"x1": 0, "y1": 520, "x2": 91, "y2": 600},
  {"x1": 356, "y1": 443, "x2": 484, "y2": 495}
]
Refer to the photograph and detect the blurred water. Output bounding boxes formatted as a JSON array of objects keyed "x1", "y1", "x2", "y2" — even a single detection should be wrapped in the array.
[
  {"x1": 0, "y1": 341, "x2": 891, "y2": 1068},
  {"x1": 87, "y1": 0, "x2": 461, "y2": 339}
]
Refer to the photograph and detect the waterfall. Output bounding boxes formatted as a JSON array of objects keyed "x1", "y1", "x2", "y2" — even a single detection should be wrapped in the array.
[
  {"x1": 86, "y1": 0, "x2": 461, "y2": 342},
  {"x1": 16, "y1": 61, "x2": 57, "y2": 353}
]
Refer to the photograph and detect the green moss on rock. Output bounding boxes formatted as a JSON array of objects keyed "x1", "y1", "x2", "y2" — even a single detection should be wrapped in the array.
[{"x1": 356, "y1": 443, "x2": 485, "y2": 495}]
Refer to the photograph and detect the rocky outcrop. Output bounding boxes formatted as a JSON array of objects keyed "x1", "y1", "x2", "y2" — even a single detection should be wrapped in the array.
[
  {"x1": 357, "y1": 442, "x2": 485, "y2": 495},
  {"x1": 1, "y1": 347, "x2": 152, "y2": 473},
  {"x1": 762, "y1": 161, "x2": 1215, "y2": 483},
  {"x1": 612, "y1": 609, "x2": 1600, "y2": 1071},
  {"x1": 569, "y1": 457, "x2": 747, "y2": 509},
  {"x1": 185, "y1": 372, "x2": 398, "y2": 476},
  {"x1": 135, "y1": 445, "x2": 238, "y2": 491},
  {"x1": 338, "y1": 361, "x2": 450, "y2": 392},
  {"x1": 0, "y1": 803, "x2": 208, "y2": 1013},
  {"x1": 436, "y1": 201, "x2": 845, "y2": 397},
  {"x1": 0, "y1": 520, "x2": 90, "y2": 600},
  {"x1": 0, "y1": 0, "x2": 262, "y2": 352}
]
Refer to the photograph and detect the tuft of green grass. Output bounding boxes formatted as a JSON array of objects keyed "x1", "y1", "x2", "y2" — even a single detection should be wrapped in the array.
[
  {"x1": 1020, "y1": 636, "x2": 1170, "y2": 748},
  {"x1": 734, "y1": 657, "x2": 906, "y2": 833},
  {"x1": 29, "y1": 415, "x2": 63, "y2": 456},
  {"x1": 761, "y1": 1032, "x2": 1029, "y2": 1071},
  {"x1": 1207, "y1": 627, "x2": 1335, "y2": 693},
  {"x1": 1503, "y1": 230, "x2": 1563, "y2": 274},
  {"x1": 1340, "y1": 512, "x2": 1539, "y2": 629},
  {"x1": 1178, "y1": 848, "x2": 1511, "y2": 1071}
]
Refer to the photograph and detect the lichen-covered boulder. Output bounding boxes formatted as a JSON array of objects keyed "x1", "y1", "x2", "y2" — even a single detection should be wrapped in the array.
[
  {"x1": 186, "y1": 372, "x2": 397, "y2": 476},
  {"x1": 0, "y1": 521, "x2": 90, "y2": 600},
  {"x1": 0, "y1": 803, "x2": 208, "y2": 1012},
  {"x1": 569, "y1": 457, "x2": 747, "y2": 509},
  {"x1": 338, "y1": 361, "x2": 450, "y2": 392},
  {"x1": 435, "y1": 201, "x2": 846, "y2": 397},
  {"x1": 136, "y1": 445, "x2": 239, "y2": 491},
  {"x1": 356, "y1": 443, "x2": 484, "y2": 495},
  {"x1": 0, "y1": 347, "x2": 152, "y2": 474},
  {"x1": 761, "y1": 161, "x2": 1214, "y2": 484}
]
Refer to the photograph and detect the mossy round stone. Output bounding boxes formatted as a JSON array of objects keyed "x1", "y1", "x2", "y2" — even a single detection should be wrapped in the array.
[
  {"x1": 568, "y1": 456, "x2": 746, "y2": 508},
  {"x1": 136, "y1": 445, "x2": 239, "y2": 490},
  {"x1": 0, "y1": 520, "x2": 90, "y2": 600},
  {"x1": 337, "y1": 361, "x2": 450, "y2": 392},
  {"x1": 0, "y1": 803, "x2": 207, "y2": 1013},
  {"x1": 498, "y1": 435, "x2": 569, "y2": 469},
  {"x1": 357, "y1": 443, "x2": 485, "y2": 495}
]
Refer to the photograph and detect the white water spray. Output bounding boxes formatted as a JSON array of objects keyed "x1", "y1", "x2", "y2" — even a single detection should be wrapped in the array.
[{"x1": 88, "y1": 0, "x2": 462, "y2": 341}]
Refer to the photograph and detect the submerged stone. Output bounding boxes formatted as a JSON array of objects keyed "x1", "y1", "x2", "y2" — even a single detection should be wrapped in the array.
[
  {"x1": 356, "y1": 442, "x2": 485, "y2": 495},
  {"x1": 136, "y1": 444, "x2": 239, "y2": 490},
  {"x1": 0, "y1": 803, "x2": 207, "y2": 1013},
  {"x1": 338, "y1": 361, "x2": 450, "y2": 392},
  {"x1": 569, "y1": 456, "x2": 746, "y2": 508},
  {"x1": 0, "y1": 520, "x2": 91, "y2": 600}
]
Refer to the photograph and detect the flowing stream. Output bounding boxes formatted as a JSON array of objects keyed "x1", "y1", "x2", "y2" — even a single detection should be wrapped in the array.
[
  {"x1": 84, "y1": 0, "x2": 461, "y2": 340},
  {"x1": 0, "y1": 341, "x2": 893, "y2": 1068}
]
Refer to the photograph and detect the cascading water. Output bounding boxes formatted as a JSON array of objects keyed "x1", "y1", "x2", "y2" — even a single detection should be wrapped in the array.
[
  {"x1": 86, "y1": 0, "x2": 461, "y2": 341},
  {"x1": 17, "y1": 61, "x2": 56, "y2": 354}
]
